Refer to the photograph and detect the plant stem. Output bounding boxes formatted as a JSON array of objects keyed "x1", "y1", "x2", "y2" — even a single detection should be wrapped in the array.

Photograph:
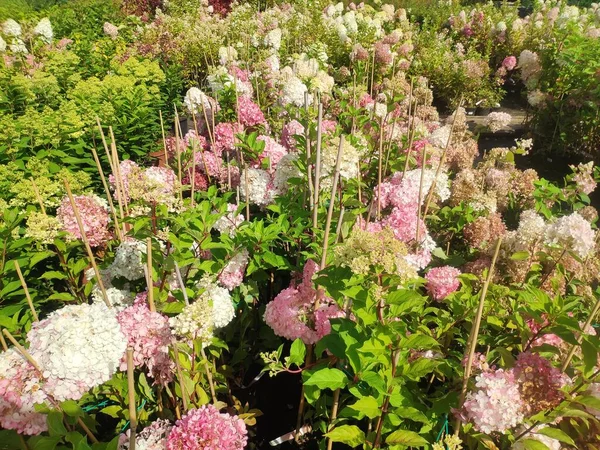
[{"x1": 127, "y1": 348, "x2": 137, "y2": 450}]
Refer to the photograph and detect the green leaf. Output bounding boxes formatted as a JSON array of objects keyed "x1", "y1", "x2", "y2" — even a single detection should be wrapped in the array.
[
  {"x1": 348, "y1": 396, "x2": 380, "y2": 419},
  {"x1": 29, "y1": 251, "x2": 55, "y2": 267},
  {"x1": 519, "y1": 439, "x2": 551, "y2": 450},
  {"x1": 325, "y1": 425, "x2": 365, "y2": 447},
  {"x1": 40, "y1": 271, "x2": 68, "y2": 280},
  {"x1": 510, "y1": 251, "x2": 530, "y2": 261},
  {"x1": 29, "y1": 436, "x2": 62, "y2": 450},
  {"x1": 536, "y1": 427, "x2": 575, "y2": 446},
  {"x1": 65, "y1": 431, "x2": 86, "y2": 449},
  {"x1": 575, "y1": 395, "x2": 600, "y2": 410},
  {"x1": 385, "y1": 429, "x2": 429, "y2": 447},
  {"x1": 61, "y1": 401, "x2": 83, "y2": 419},
  {"x1": 288, "y1": 339, "x2": 306, "y2": 366},
  {"x1": 304, "y1": 368, "x2": 347, "y2": 390},
  {"x1": 47, "y1": 411, "x2": 68, "y2": 437},
  {"x1": 581, "y1": 338, "x2": 597, "y2": 377}
]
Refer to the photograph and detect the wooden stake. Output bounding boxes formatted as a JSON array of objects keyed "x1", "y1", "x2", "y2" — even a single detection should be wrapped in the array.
[
  {"x1": 312, "y1": 103, "x2": 323, "y2": 230},
  {"x1": 561, "y1": 294, "x2": 600, "y2": 371},
  {"x1": 63, "y1": 179, "x2": 111, "y2": 308},
  {"x1": 96, "y1": 117, "x2": 115, "y2": 173},
  {"x1": 377, "y1": 116, "x2": 384, "y2": 220},
  {"x1": 30, "y1": 179, "x2": 46, "y2": 215},
  {"x1": 146, "y1": 238, "x2": 156, "y2": 312},
  {"x1": 454, "y1": 238, "x2": 502, "y2": 434},
  {"x1": 127, "y1": 348, "x2": 137, "y2": 450},
  {"x1": 415, "y1": 146, "x2": 428, "y2": 242},
  {"x1": 109, "y1": 127, "x2": 128, "y2": 219},
  {"x1": 14, "y1": 261, "x2": 39, "y2": 322},
  {"x1": 174, "y1": 106, "x2": 184, "y2": 201},
  {"x1": 172, "y1": 341, "x2": 189, "y2": 411},
  {"x1": 320, "y1": 136, "x2": 344, "y2": 269},
  {"x1": 191, "y1": 111, "x2": 211, "y2": 184},
  {"x1": 421, "y1": 101, "x2": 463, "y2": 222},
  {"x1": 159, "y1": 110, "x2": 168, "y2": 166},
  {"x1": 200, "y1": 95, "x2": 215, "y2": 145},
  {"x1": 90, "y1": 146, "x2": 123, "y2": 242}
]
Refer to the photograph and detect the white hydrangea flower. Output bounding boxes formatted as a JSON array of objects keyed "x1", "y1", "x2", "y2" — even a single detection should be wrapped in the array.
[
  {"x1": 265, "y1": 54, "x2": 280, "y2": 73},
  {"x1": 312, "y1": 71, "x2": 335, "y2": 94},
  {"x1": 92, "y1": 286, "x2": 134, "y2": 308},
  {"x1": 544, "y1": 212, "x2": 596, "y2": 259},
  {"x1": 428, "y1": 126, "x2": 451, "y2": 148},
  {"x1": 336, "y1": 23, "x2": 349, "y2": 42},
  {"x1": 218, "y1": 46, "x2": 238, "y2": 65},
  {"x1": 264, "y1": 28, "x2": 282, "y2": 50},
  {"x1": 27, "y1": 303, "x2": 127, "y2": 401},
  {"x1": 0, "y1": 36, "x2": 6, "y2": 52},
  {"x1": 183, "y1": 87, "x2": 215, "y2": 115},
  {"x1": 281, "y1": 76, "x2": 310, "y2": 107},
  {"x1": 3, "y1": 19, "x2": 21, "y2": 37},
  {"x1": 517, "y1": 210, "x2": 546, "y2": 246},
  {"x1": 344, "y1": 11, "x2": 358, "y2": 34},
  {"x1": 213, "y1": 204, "x2": 244, "y2": 237},
  {"x1": 199, "y1": 279, "x2": 235, "y2": 328},
  {"x1": 33, "y1": 18, "x2": 53, "y2": 43},
  {"x1": 169, "y1": 296, "x2": 213, "y2": 343},
  {"x1": 273, "y1": 154, "x2": 301, "y2": 194},
  {"x1": 240, "y1": 168, "x2": 274, "y2": 207},
  {"x1": 111, "y1": 239, "x2": 146, "y2": 280},
  {"x1": 9, "y1": 39, "x2": 27, "y2": 54}
]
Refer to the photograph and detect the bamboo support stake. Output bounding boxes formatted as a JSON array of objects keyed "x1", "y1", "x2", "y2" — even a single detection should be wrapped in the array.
[
  {"x1": 0, "y1": 331, "x2": 8, "y2": 351},
  {"x1": 96, "y1": 118, "x2": 115, "y2": 173},
  {"x1": 31, "y1": 179, "x2": 46, "y2": 215},
  {"x1": 304, "y1": 93, "x2": 314, "y2": 210},
  {"x1": 320, "y1": 136, "x2": 345, "y2": 270},
  {"x1": 454, "y1": 238, "x2": 502, "y2": 434},
  {"x1": 127, "y1": 348, "x2": 137, "y2": 450},
  {"x1": 146, "y1": 238, "x2": 156, "y2": 312},
  {"x1": 334, "y1": 207, "x2": 345, "y2": 244},
  {"x1": 172, "y1": 341, "x2": 189, "y2": 411},
  {"x1": 200, "y1": 96, "x2": 215, "y2": 146},
  {"x1": 191, "y1": 111, "x2": 211, "y2": 184},
  {"x1": 415, "y1": 146, "x2": 428, "y2": 242},
  {"x1": 377, "y1": 116, "x2": 384, "y2": 220},
  {"x1": 14, "y1": 261, "x2": 39, "y2": 322},
  {"x1": 312, "y1": 103, "x2": 323, "y2": 229},
  {"x1": 200, "y1": 346, "x2": 217, "y2": 404},
  {"x1": 561, "y1": 294, "x2": 600, "y2": 371},
  {"x1": 173, "y1": 107, "x2": 184, "y2": 201},
  {"x1": 109, "y1": 127, "x2": 129, "y2": 217},
  {"x1": 402, "y1": 98, "x2": 419, "y2": 177},
  {"x1": 159, "y1": 110, "x2": 168, "y2": 165},
  {"x1": 63, "y1": 179, "x2": 111, "y2": 308},
  {"x1": 421, "y1": 101, "x2": 463, "y2": 221},
  {"x1": 90, "y1": 146, "x2": 123, "y2": 242}
]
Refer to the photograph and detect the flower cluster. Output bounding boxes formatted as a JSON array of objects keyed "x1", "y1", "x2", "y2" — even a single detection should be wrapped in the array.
[
  {"x1": 425, "y1": 266, "x2": 461, "y2": 300},
  {"x1": 57, "y1": 194, "x2": 111, "y2": 247},
  {"x1": 264, "y1": 260, "x2": 343, "y2": 344},
  {"x1": 219, "y1": 249, "x2": 249, "y2": 290},
  {"x1": 166, "y1": 405, "x2": 247, "y2": 450},
  {"x1": 120, "y1": 419, "x2": 172, "y2": 450},
  {"x1": 27, "y1": 303, "x2": 127, "y2": 401},
  {"x1": 117, "y1": 303, "x2": 174, "y2": 385}
]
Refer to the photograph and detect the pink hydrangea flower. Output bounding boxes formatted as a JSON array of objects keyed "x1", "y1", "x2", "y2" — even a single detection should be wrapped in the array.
[
  {"x1": 219, "y1": 249, "x2": 249, "y2": 290},
  {"x1": 57, "y1": 194, "x2": 110, "y2": 247},
  {"x1": 237, "y1": 96, "x2": 265, "y2": 128},
  {"x1": 264, "y1": 261, "x2": 343, "y2": 344},
  {"x1": 281, "y1": 120, "x2": 304, "y2": 151},
  {"x1": 256, "y1": 135, "x2": 287, "y2": 171},
  {"x1": 502, "y1": 55, "x2": 517, "y2": 71},
  {"x1": 0, "y1": 349, "x2": 49, "y2": 435},
  {"x1": 166, "y1": 405, "x2": 247, "y2": 450},
  {"x1": 212, "y1": 122, "x2": 239, "y2": 156},
  {"x1": 425, "y1": 266, "x2": 461, "y2": 300},
  {"x1": 117, "y1": 303, "x2": 174, "y2": 385}
]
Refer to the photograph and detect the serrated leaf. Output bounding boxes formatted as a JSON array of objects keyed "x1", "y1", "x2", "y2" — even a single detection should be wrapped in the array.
[
  {"x1": 348, "y1": 396, "x2": 380, "y2": 419},
  {"x1": 536, "y1": 427, "x2": 575, "y2": 445},
  {"x1": 325, "y1": 425, "x2": 365, "y2": 447},
  {"x1": 385, "y1": 429, "x2": 428, "y2": 447},
  {"x1": 304, "y1": 368, "x2": 347, "y2": 390}
]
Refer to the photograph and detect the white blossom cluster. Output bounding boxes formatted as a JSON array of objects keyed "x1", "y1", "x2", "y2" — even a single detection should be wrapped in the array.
[
  {"x1": 0, "y1": 36, "x2": 6, "y2": 52},
  {"x1": 321, "y1": 136, "x2": 362, "y2": 188},
  {"x1": 484, "y1": 112, "x2": 512, "y2": 132},
  {"x1": 184, "y1": 87, "x2": 217, "y2": 116},
  {"x1": 3, "y1": 19, "x2": 21, "y2": 37},
  {"x1": 87, "y1": 267, "x2": 135, "y2": 307},
  {"x1": 428, "y1": 125, "x2": 451, "y2": 148},
  {"x1": 119, "y1": 419, "x2": 172, "y2": 450},
  {"x1": 264, "y1": 28, "x2": 282, "y2": 50},
  {"x1": 280, "y1": 76, "x2": 310, "y2": 107},
  {"x1": 169, "y1": 295, "x2": 213, "y2": 342},
  {"x1": 33, "y1": 18, "x2": 53, "y2": 43},
  {"x1": 27, "y1": 303, "x2": 127, "y2": 401},
  {"x1": 111, "y1": 239, "x2": 146, "y2": 280},
  {"x1": 218, "y1": 45, "x2": 238, "y2": 65},
  {"x1": 213, "y1": 204, "x2": 245, "y2": 237},
  {"x1": 199, "y1": 278, "x2": 235, "y2": 328},
  {"x1": 545, "y1": 212, "x2": 596, "y2": 259},
  {"x1": 240, "y1": 168, "x2": 275, "y2": 207},
  {"x1": 273, "y1": 154, "x2": 301, "y2": 194}
]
